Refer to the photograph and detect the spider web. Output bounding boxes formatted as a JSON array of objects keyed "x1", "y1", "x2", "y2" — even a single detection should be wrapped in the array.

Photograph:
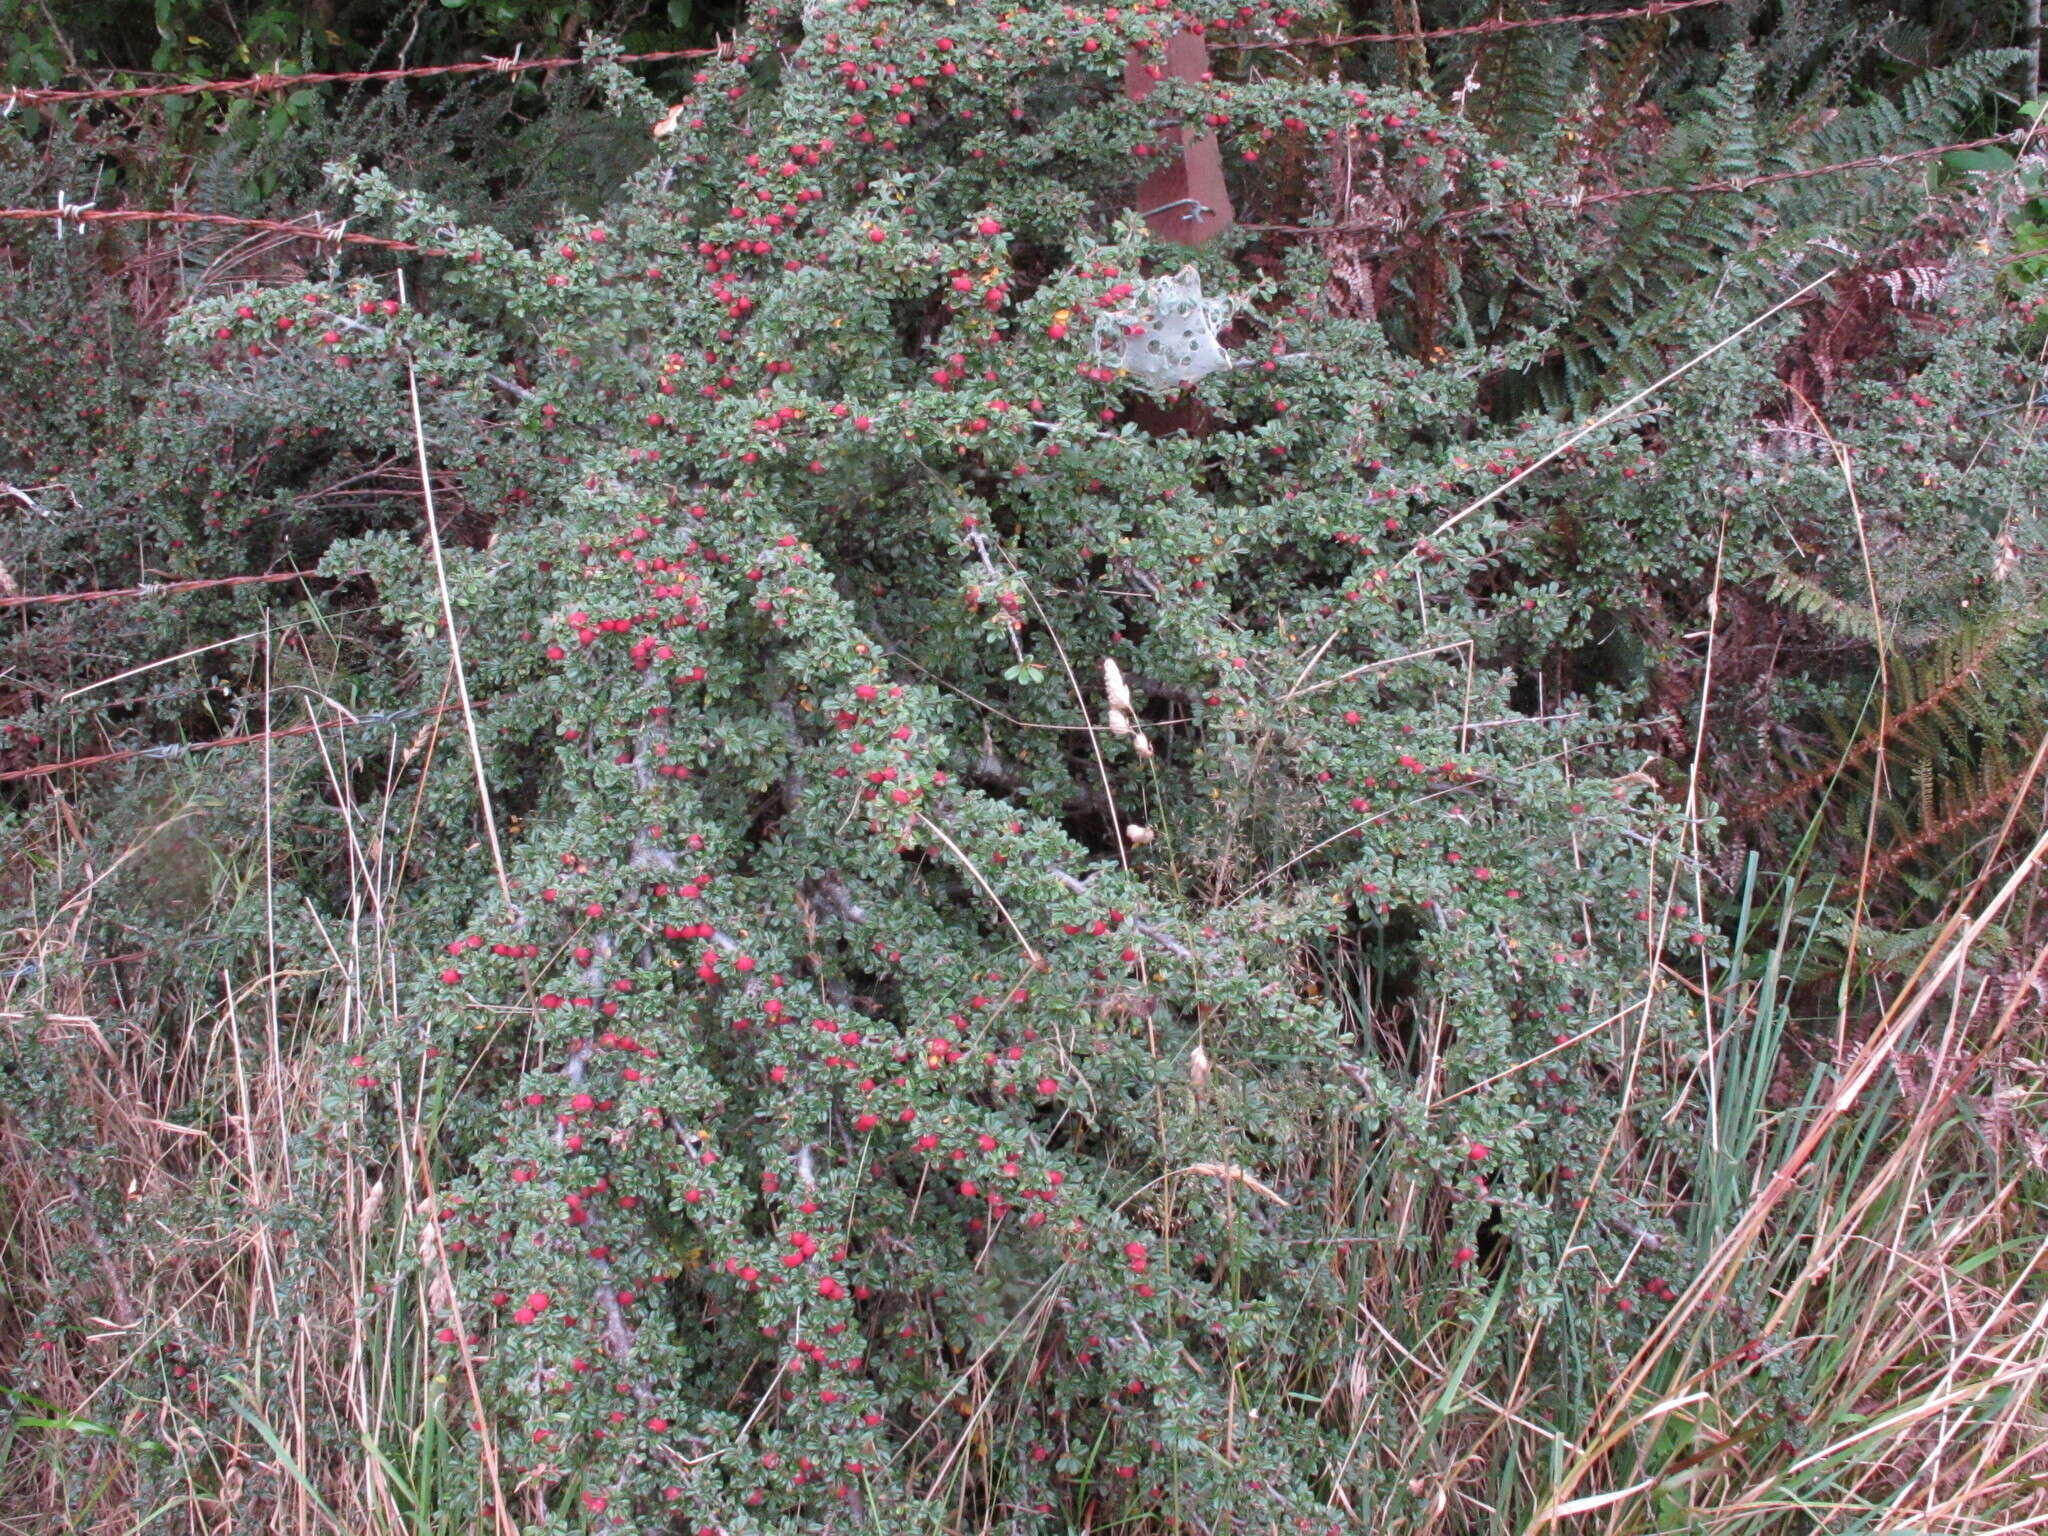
[{"x1": 1092, "y1": 266, "x2": 1235, "y2": 392}]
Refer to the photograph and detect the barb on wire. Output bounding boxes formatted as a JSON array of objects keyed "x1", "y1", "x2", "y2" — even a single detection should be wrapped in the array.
[{"x1": 51, "y1": 189, "x2": 96, "y2": 240}]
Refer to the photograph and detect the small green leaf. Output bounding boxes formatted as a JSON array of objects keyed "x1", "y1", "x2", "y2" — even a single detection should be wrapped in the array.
[{"x1": 1944, "y1": 147, "x2": 2015, "y2": 174}]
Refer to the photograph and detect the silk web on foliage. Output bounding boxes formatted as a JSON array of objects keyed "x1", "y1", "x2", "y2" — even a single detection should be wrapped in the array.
[{"x1": 1091, "y1": 266, "x2": 1235, "y2": 390}]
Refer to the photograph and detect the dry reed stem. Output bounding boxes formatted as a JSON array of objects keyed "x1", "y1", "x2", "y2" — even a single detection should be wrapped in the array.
[
  {"x1": 1418, "y1": 272, "x2": 1839, "y2": 561},
  {"x1": 402, "y1": 350, "x2": 512, "y2": 919}
]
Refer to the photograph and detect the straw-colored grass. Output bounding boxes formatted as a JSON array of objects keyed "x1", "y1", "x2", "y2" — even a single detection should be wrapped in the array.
[{"x1": 4, "y1": 638, "x2": 2043, "y2": 1535}]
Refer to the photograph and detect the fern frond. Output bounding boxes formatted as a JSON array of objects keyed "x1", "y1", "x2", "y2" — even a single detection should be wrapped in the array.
[
  {"x1": 1562, "y1": 48, "x2": 1766, "y2": 395},
  {"x1": 1867, "y1": 742, "x2": 2045, "y2": 884},
  {"x1": 1770, "y1": 48, "x2": 2030, "y2": 234},
  {"x1": 1765, "y1": 568, "x2": 1882, "y2": 643},
  {"x1": 1731, "y1": 602, "x2": 2048, "y2": 827},
  {"x1": 1480, "y1": 24, "x2": 1584, "y2": 154}
]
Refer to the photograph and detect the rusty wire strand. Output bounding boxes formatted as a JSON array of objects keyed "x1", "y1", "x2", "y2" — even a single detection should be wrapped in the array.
[
  {"x1": 0, "y1": 45, "x2": 730, "y2": 110},
  {"x1": 1215, "y1": 0, "x2": 1730, "y2": 48},
  {"x1": 0, "y1": 206, "x2": 446, "y2": 254},
  {"x1": 1505, "y1": 131, "x2": 2027, "y2": 212},
  {"x1": 0, "y1": 704, "x2": 452, "y2": 784},
  {"x1": 0, "y1": 0, "x2": 1730, "y2": 112},
  {"x1": 4, "y1": 127, "x2": 2016, "y2": 260},
  {"x1": 1241, "y1": 130, "x2": 2029, "y2": 236},
  {"x1": 0, "y1": 569, "x2": 344, "y2": 611}
]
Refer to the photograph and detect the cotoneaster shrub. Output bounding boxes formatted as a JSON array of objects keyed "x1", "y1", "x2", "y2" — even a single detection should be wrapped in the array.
[{"x1": 161, "y1": 5, "x2": 1720, "y2": 1528}]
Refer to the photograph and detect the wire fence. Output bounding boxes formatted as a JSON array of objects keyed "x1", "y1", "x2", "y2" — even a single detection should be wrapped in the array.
[
  {"x1": 0, "y1": 705, "x2": 449, "y2": 784},
  {"x1": 0, "y1": 0, "x2": 1899, "y2": 260},
  {"x1": 0, "y1": 569, "x2": 340, "y2": 612},
  {"x1": 0, "y1": 206, "x2": 447, "y2": 255},
  {"x1": 0, "y1": 1, "x2": 1733, "y2": 113},
  {"x1": 0, "y1": 45, "x2": 727, "y2": 111},
  {"x1": 1246, "y1": 129, "x2": 2034, "y2": 234},
  {"x1": 1218, "y1": 0, "x2": 1730, "y2": 48},
  {"x1": 3, "y1": 123, "x2": 2016, "y2": 259},
  {"x1": 1532, "y1": 130, "x2": 2033, "y2": 211},
  {"x1": 0, "y1": 0, "x2": 2015, "y2": 792}
]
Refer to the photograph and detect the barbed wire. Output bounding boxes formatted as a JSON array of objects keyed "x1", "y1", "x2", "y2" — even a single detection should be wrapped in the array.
[
  {"x1": 1215, "y1": 0, "x2": 1730, "y2": 49},
  {"x1": 0, "y1": 704, "x2": 447, "y2": 784},
  {"x1": 1241, "y1": 130, "x2": 2030, "y2": 236},
  {"x1": 0, "y1": 45, "x2": 727, "y2": 111},
  {"x1": 1527, "y1": 130, "x2": 2029, "y2": 211},
  {"x1": 4, "y1": 127, "x2": 2019, "y2": 260},
  {"x1": 0, "y1": 206, "x2": 445, "y2": 254},
  {"x1": 0, "y1": 569, "x2": 343, "y2": 611},
  {"x1": 0, "y1": 0, "x2": 1997, "y2": 784},
  {"x1": 0, "y1": 0, "x2": 1731, "y2": 113}
]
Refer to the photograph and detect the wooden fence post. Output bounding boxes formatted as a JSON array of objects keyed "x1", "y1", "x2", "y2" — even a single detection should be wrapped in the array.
[{"x1": 1123, "y1": 28, "x2": 1235, "y2": 246}]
